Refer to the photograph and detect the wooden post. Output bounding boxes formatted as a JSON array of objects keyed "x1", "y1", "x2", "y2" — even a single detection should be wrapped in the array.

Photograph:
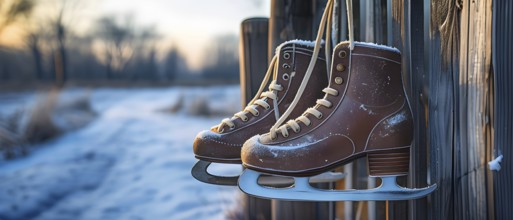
[
  {"x1": 240, "y1": 18, "x2": 271, "y2": 106},
  {"x1": 239, "y1": 17, "x2": 273, "y2": 220}
]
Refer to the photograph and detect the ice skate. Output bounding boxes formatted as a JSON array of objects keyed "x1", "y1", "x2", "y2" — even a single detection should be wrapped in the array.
[
  {"x1": 238, "y1": 0, "x2": 436, "y2": 200},
  {"x1": 192, "y1": 39, "x2": 338, "y2": 186}
]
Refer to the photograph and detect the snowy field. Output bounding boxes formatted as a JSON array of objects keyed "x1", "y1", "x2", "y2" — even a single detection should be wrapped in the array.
[{"x1": 0, "y1": 86, "x2": 243, "y2": 220}]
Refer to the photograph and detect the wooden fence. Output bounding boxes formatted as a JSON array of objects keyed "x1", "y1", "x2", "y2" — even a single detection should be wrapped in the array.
[{"x1": 238, "y1": 0, "x2": 510, "y2": 219}]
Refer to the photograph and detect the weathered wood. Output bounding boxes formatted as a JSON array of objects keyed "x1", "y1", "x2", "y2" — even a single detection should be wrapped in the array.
[
  {"x1": 427, "y1": 32, "x2": 456, "y2": 220},
  {"x1": 242, "y1": 0, "x2": 501, "y2": 219},
  {"x1": 268, "y1": 0, "x2": 317, "y2": 61},
  {"x1": 239, "y1": 18, "x2": 270, "y2": 106},
  {"x1": 425, "y1": 0, "x2": 461, "y2": 219},
  {"x1": 455, "y1": 0, "x2": 493, "y2": 219},
  {"x1": 407, "y1": 0, "x2": 430, "y2": 219},
  {"x1": 492, "y1": 0, "x2": 512, "y2": 219}
]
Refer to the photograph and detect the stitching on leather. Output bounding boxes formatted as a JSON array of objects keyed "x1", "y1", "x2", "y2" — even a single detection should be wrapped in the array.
[
  {"x1": 203, "y1": 136, "x2": 243, "y2": 147},
  {"x1": 272, "y1": 133, "x2": 355, "y2": 155}
]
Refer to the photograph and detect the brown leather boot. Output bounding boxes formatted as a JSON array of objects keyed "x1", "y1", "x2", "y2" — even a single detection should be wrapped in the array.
[
  {"x1": 241, "y1": 41, "x2": 413, "y2": 176},
  {"x1": 239, "y1": 42, "x2": 436, "y2": 200},
  {"x1": 191, "y1": 40, "x2": 329, "y2": 185}
]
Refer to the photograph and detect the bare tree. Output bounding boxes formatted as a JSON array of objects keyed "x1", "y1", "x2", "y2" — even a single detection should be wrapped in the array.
[
  {"x1": 26, "y1": 32, "x2": 44, "y2": 79},
  {"x1": 96, "y1": 15, "x2": 135, "y2": 79},
  {"x1": 95, "y1": 15, "x2": 160, "y2": 80},
  {"x1": 37, "y1": 0, "x2": 86, "y2": 85},
  {"x1": 164, "y1": 47, "x2": 182, "y2": 81},
  {"x1": 0, "y1": 0, "x2": 34, "y2": 35},
  {"x1": 53, "y1": 8, "x2": 65, "y2": 85}
]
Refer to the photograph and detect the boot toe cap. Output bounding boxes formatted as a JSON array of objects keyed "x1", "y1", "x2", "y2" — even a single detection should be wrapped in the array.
[
  {"x1": 241, "y1": 135, "x2": 290, "y2": 171},
  {"x1": 193, "y1": 130, "x2": 241, "y2": 162}
]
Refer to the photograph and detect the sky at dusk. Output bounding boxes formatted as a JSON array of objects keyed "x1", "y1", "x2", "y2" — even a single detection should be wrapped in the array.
[{"x1": 0, "y1": 0, "x2": 271, "y2": 70}]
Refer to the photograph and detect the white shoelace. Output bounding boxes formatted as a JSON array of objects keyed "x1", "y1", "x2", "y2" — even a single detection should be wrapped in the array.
[
  {"x1": 269, "y1": 0, "x2": 355, "y2": 139},
  {"x1": 216, "y1": 56, "x2": 283, "y2": 133}
]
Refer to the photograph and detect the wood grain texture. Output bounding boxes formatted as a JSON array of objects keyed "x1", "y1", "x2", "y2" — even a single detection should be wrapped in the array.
[
  {"x1": 492, "y1": 0, "x2": 512, "y2": 219},
  {"x1": 455, "y1": 0, "x2": 493, "y2": 219},
  {"x1": 239, "y1": 18, "x2": 269, "y2": 106}
]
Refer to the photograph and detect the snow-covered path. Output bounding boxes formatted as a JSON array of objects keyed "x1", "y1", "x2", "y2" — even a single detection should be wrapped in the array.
[{"x1": 0, "y1": 87, "x2": 241, "y2": 220}]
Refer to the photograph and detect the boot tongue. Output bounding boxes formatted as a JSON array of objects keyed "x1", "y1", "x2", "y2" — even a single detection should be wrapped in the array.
[
  {"x1": 352, "y1": 42, "x2": 400, "y2": 53},
  {"x1": 275, "y1": 39, "x2": 319, "y2": 55}
]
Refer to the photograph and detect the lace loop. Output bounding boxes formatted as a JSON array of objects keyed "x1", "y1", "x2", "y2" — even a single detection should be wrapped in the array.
[
  {"x1": 271, "y1": 86, "x2": 339, "y2": 137},
  {"x1": 316, "y1": 99, "x2": 332, "y2": 108},
  {"x1": 216, "y1": 56, "x2": 283, "y2": 132}
]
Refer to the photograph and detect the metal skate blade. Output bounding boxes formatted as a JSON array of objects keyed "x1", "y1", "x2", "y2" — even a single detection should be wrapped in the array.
[
  {"x1": 191, "y1": 160, "x2": 239, "y2": 186},
  {"x1": 239, "y1": 169, "x2": 437, "y2": 201},
  {"x1": 257, "y1": 171, "x2": 346, "y2": 186}
]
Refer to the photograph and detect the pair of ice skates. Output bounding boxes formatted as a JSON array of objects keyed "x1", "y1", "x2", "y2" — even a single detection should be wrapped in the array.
[{"x1": 192, "y1": 0, "x2": 436, "y2": 201}]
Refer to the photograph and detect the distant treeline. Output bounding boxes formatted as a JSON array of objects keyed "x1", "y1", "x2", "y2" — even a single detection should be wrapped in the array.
[{"x1": 0, "y1": 0, "x2": 239, "y2": 85}]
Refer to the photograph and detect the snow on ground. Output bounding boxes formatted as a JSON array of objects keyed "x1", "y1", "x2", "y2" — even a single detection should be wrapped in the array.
[{"x1": 0, "y1": 86, "x2": 243, "y2": 220}]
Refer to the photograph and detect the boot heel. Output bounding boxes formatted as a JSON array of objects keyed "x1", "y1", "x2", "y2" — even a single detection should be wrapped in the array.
[{"x1": 367, "y1": 147, "x2": 410, "y2": 176}]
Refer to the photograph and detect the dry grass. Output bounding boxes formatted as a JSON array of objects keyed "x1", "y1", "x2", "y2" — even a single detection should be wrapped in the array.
[
  {"x1": 0, "y1": 111, "x2": 27, "y2": 159},
  {"x1": 22, "y1": 90, "x2": 61, "y2": 144},
  {"x1": 187, "y1": 96, "x2": 211, "y2": 116},
  {"x1": 159, "y1": 92, "x2": 239, "y2": 117},
  {"x1": 158, "y1": 93, "x2": 184, "y2": 114},
  {"x1": 0, "y1": 89, "x2": 96, "y2": 160}
]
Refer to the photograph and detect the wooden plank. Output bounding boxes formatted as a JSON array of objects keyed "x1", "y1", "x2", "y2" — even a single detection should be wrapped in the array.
[
  {"x1": 408, "y1": 0, "x2": 429, "y2": 219},
  {"x1": 492, "y1": 0, "x2": 513, "y2": 219},
  {"x1": 426, "y1": 33, "x2": 456, "y2": 220},
  {"x1": 425, "y1": 0, "x2": 458, "y2": 218},
  {"x1": 455, "y1": 0, "x2": 493, "y2": 219},
  {"x1": 239, "y1": 18, "x2": 270, "y2": 106}
]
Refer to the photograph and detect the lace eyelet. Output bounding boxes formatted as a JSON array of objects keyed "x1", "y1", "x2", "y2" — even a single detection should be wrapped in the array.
[
  {"x1": 335, "y1": 77, "x2": 344, "y2": 85},
  {"x1": 338, "y1": 50, "x2": 347, "y2": 58},
  {"x1": 242, "y1": 117, "x2": 249, "y2": 122},
  {"x1": 294, "y1": 128, "x2": 301, "y2": 133},
  {"x1": 317, "y1": 113, "x2": 323, "y2": 119},
  {"x1": 230, "y1": 125, "x2": 235, "y2": 129},
  {"x1": 254, "y1": 111, "x2": 260, "y2": 116},
  {"x1": 336, "y1": 64, "x2": 346, "y2": 72},
  {"x1": 282, "y1": 73, "x2": 289, "y2": 81},
  {"x1": 283, "y1": 63, "x2": 290, "y2": 69},
  {"x1": 271, "y1": 135, "x2": 277, "y2": 140},
  {"x1": 283, "y1": 52, "x2": 290, "y2": 59},
  {"x1": 265, "y1": 105, "x2": 271, "y2": 110},
  {"x1": 283, "y1": 133, "x2": 289, "y2": 138}
]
